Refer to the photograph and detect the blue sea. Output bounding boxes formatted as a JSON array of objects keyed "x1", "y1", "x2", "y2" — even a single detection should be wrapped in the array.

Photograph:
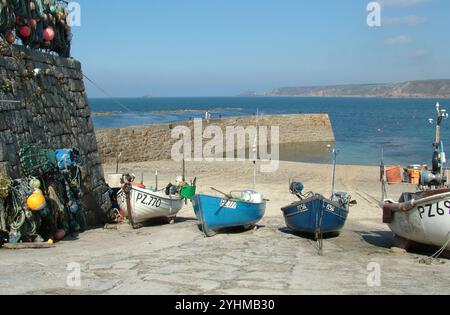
[{"x1": 90, "y1": 97, "x2": 450, "y2": 166}]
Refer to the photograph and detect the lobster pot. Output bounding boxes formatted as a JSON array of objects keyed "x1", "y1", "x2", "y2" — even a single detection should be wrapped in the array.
[{"x1": 19, "y1": 146, "x2": 57, "y2": 177}]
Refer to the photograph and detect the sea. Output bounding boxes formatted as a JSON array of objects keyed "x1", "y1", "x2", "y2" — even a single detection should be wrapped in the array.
[{"x1": 90, "y1": 97, "x2": 450, "y2": 166}]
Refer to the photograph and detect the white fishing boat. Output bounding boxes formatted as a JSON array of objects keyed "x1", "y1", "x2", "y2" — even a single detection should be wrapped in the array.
[
  {"x1": 117, "y1": 185, "x2": 184, "y2": 226},
  {"x1": 382, "y1": 189, "x2": 450, "y2": 249},
  {"x1": 380, "y1": 102, "x2": 450, "y2": 251},
  {"x1": 116, "y1": 172, "x2": 196, "y2": 227}
]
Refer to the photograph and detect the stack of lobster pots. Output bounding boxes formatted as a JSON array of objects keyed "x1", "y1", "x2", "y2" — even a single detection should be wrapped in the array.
[
  {"x1": 0, "y1": 0, "x2": 72, "y2": 57},
  {"x1": 0, "y1": 145, "x2": 86, "y2": 247}
]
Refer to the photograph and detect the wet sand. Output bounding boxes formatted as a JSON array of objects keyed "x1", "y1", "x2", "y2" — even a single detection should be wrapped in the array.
[{"x1": 1, "y1": 160, "x2": 449, "y2": 295}]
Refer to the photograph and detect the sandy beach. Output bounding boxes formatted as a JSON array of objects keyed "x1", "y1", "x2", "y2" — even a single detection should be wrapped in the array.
[{"x1": 1, "y1": 159, "x2": 449, "y2": 295}]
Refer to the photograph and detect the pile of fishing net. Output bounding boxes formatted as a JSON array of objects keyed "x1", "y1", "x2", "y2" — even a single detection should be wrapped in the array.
[
  {"x1": 0, "y1": 145, "x2": 86, "y2": 247},
  {"x1": 0, "y1": 0, "x2": 71, "y2": 57}
]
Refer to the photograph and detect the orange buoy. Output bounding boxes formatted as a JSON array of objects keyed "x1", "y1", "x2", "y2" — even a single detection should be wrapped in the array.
[
  {"x1": 5, "y1": 32, "x2": 15, "y2": 44},
  {"x1": 27, "y1": 193, "x2": 46, "y2": 211}
]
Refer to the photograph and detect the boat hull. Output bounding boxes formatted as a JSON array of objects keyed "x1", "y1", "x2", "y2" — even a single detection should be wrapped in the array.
[
  {"x1": 192, "y1": 194, "x2": 266, "y2": 236},
  {"x1": 117, "y1": 186, "x2": 184, "y2": 224},
  {"x1": 384, "y1": 192, "x2": 450, "y2": 249},
  {"x1": 281, "y1": 194, "x2": 349, "y2": 234}
]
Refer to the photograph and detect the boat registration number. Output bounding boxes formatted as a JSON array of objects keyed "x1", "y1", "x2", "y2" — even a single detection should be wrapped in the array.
[
  {"x1": 136, "y1": 193, "x2": 162, "y2": 208},
  {"x1": 418, "y1": 201, "x2": 450, "y2": 219},
  {"x1": 221, "y1": 199, "x2": 238, "y2": 209}
]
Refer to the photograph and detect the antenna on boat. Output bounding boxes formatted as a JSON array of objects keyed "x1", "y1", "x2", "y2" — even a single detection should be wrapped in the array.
[
  {"x1": 155, "y1": 170, "x2": 158, "y2": 191},
  {"x1": 331, "y1": 149, "x2": 338, "y2": 200}
]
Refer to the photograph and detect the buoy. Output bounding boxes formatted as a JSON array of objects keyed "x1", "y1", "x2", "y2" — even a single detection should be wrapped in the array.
[
  {"x1": 34, "y1": 188, "x2": 44, "y2": 195},
  {"x1": 29, "y1": 177, "x2": 41, "y2": 189},
  {"x1": 27, "y1": 193, "x2": 46, "y2": 211},
  {"x1": 30, "y1": 2, "x2": 36, "y2": 11},
  {"x1": 5, "y1": 32, "x2": 15, "y2": 44},
  {"x1": 19, "y1": 25, "x2": 31, "y2": 37},
  {"x1": 69, "y1": 202, "x2": 79, "y2": 214},
  {"x1": 47, "y1": 239, "x2": 54, "y2": 244},
  {"x1": 43, "y1": 27, "x2": 55, "y2": 41},
  {"x1": 54, "y1": 230, "x2": 66, "y2": 241},
  {"x1": 30, "y1": 19, "x2": 37, "y2": 29},
  {"x1": 50, "y1": 5, "x2": 57, "y2": 14}
]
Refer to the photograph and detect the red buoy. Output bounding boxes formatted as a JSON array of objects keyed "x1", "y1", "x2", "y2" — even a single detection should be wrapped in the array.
[
  {"x1": 19, "y1": 25, "x2": 31, "y2": 37},
  {"x1": 30, "y1": 19, "x2": 37, "y2": 29},
  {"x1": 43, "y1": 27, "x2": 55, "y2": 41}
]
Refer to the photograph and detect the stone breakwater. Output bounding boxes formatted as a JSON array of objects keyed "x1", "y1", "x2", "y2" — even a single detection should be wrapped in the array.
[
  {"x1": 0, "y1": 45, "x2": 111, "y2": 224},
  {"x1": 96, "y1": 114, "x2": 335, "y2": 163}
]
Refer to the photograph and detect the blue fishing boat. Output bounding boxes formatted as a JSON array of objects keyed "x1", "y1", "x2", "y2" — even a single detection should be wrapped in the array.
[
  {"x1": 281, "y1": 189, "x2": 351, "y2": 237},
  {"x1": 281, "y1": 150, "x2": 355, "y2": 244},
  {"x1": 192, "y1": 189, "x2": 266, "y2": 237}
]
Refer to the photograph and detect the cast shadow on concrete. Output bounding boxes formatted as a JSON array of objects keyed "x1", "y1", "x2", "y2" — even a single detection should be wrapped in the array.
[
  {"x1": 357, "y1": 230, "x2": 450, "y2": 259},
  {"x1": 198, "y1": 224, "x2": 265, "y2": 236},
  {"x1": 278, "y1": 227, "x2": 340, "y2": 240}
]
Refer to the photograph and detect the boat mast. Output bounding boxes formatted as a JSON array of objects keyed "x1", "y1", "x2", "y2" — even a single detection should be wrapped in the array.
[
  {"x1": 436, "y1": 102, "x2": 442, "y2": 146},
  {"x1": 331, "y1": 149, "x2": 338, "y2": 199},
  {"x1": 253, "y1": 109, "x2": 259, "y2": 190}
]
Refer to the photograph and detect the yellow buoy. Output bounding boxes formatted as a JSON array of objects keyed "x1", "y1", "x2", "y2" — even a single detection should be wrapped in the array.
[{"x1": 27, "y1": 193, "x2": 46, "y2": 211}]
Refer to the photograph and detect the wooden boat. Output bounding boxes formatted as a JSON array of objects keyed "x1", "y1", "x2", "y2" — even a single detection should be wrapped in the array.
[
  {"x1": 282, "y1": 185, "x2": 351, "y2": 238},
  {"x1": 382, "y1": 189, "x2": 450, "y2": 249},
  {"x1": 380, "y1": 102, "x2": 450, "y2": 250},
  {"x1": 281, "y1": 149, "x2": 355, "y2": 246},
  {"x1": 192, "y1": 189, "x2": 266, "y2": 237},
  {"x1": 117, "y1": 173, "x2": 196, "y2": 228},
  {"x1": 117, "y1": 185, "x2": 184, "y2": 227}
]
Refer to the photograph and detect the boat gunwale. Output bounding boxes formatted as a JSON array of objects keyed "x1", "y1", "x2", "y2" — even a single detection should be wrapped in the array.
[
  {"x1": 281, "y1": 193, "x2": 349, "y2": 215},
  {"x1": 383, "y1": 191, "x2": 450, "y2": 213},
  {"x1": 119, "y1": 185, "x2": 183, "y2": 202}
]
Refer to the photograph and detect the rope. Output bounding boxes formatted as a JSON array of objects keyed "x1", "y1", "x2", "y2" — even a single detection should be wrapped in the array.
[
  {"x1": 420, "y1": 234, "x2": 450, "y2": 265},
  {"x1": 82, "y1": 74, "x2": 132, "y2": 112}
]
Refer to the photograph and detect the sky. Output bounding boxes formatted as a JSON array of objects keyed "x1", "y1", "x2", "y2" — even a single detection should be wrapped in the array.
[{"x1": 71, "y1": 0, "x2": 450, "y2": 97}]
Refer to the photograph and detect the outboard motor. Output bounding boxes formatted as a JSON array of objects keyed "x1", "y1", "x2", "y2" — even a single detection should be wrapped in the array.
[{"x1": 290, "y1": 182, "x2": 304, "y2": 195}]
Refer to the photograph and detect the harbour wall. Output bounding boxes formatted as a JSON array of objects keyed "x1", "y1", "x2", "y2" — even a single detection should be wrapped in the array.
[
  {"x1": 95, "y1": 114, "x2": 335, "y2": 163},
  {"x1": 0, "y1": 44, "x2": 111, "y2": 225}
]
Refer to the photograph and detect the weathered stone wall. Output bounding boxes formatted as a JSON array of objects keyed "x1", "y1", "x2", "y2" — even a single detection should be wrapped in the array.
[
  {"x1": 96, "y1": 114, "x2": 335, "y2": 163},
  {"x1": 0, "y1": 45, "x2": 111, "y2": 225}
]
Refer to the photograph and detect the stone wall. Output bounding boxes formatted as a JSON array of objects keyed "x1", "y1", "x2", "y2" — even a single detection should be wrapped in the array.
[
  {"x1": 96, "y1": 114, "x2": 335, "y2": 163},
  {"x1": 0, "y1": 44, "x2": 111, "y2": 225}
]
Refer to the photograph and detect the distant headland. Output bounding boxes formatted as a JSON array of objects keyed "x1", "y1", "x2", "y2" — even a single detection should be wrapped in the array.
[{"x1": 240, "y1": 79, "x2": 450, "y2": 98}]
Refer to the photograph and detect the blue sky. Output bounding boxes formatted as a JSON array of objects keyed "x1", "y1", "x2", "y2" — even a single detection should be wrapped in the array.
[{"x1": 71, "y1": 0, "x2": 450, "y2": 97}]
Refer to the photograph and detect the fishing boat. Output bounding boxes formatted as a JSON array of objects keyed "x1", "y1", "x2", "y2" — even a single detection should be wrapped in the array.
[
  {"x1": 117, "y1": 173, "x2": 196, "y2": 228},
  {"x1": 381, "y1": 102, "x2": 450, "y2": 250},
  {"x1": 281, "y1": 149, "x2": 355, "y2": 243},
  {"x1": 192, "y1": 189, "x2": 266, "y2": 237}
]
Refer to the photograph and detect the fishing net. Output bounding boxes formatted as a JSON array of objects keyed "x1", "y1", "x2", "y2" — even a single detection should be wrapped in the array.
[
  {"x1": 0, "y1": 175, "x2": 11, "y2": 199},
  {"x1": 19, "y1": 145, "x2": 57, "y2": 177},
  {"x1": 1, "y1": 0, "x2": 72, "y2": 57}
]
